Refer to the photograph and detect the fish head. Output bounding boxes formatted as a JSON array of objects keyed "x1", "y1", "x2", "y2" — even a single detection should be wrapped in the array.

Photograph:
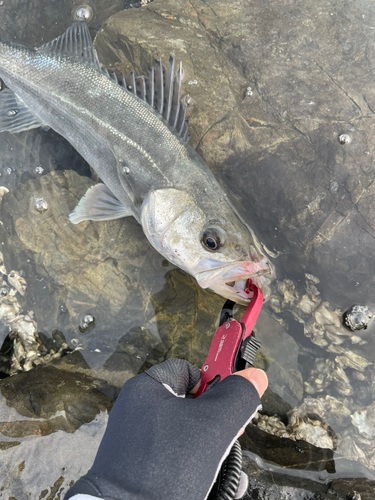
[{"x1": 141, "y1": 188, "x2": 274, "y2": 305}]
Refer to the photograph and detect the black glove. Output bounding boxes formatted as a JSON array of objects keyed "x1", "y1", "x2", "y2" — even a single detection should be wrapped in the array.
[{"x1": 64, "y1": 359, "x2": 262, "y2": 500}]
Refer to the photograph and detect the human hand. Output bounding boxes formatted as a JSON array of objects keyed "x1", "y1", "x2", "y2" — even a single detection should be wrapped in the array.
[
  {"x1": 65, "y1": 359, "x2": 268, "y2": 500},
  {"x1": 190, "y1": 366, "x2": 268, "y2": 397}
]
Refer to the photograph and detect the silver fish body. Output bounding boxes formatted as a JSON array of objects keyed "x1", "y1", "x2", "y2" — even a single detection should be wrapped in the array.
[{"x1": 0, "y1": 23, "x2": 273, "y2": 304}]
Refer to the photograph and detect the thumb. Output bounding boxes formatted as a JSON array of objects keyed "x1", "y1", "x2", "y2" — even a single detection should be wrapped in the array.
[
  {"x1": 190, "y1": 368, "x2": 268, "y2": 397},
  {"x1": 234, "y1": 368, "x2": 268, "y2": 397}
]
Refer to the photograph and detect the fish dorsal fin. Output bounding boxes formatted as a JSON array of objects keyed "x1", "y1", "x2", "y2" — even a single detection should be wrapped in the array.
[
  {"x1": 105, "y1": 56, "x2": 190, "y2": 142},
  {"x1": 38, "y1": 22, "x2": 101, "y2": 71}
]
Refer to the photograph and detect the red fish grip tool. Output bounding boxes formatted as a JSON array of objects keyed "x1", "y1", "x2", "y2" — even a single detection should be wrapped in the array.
[{"x1": 195, "y1": 281, "x2": 263, "y2": 398}]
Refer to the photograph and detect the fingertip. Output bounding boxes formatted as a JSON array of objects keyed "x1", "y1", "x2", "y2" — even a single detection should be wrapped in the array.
[
  {"x1": 234, "y1": 368, "x2": 268, "y2": 397},
  {"x1": 189, "y1": 380, "x2": 201, "y2": 395}
]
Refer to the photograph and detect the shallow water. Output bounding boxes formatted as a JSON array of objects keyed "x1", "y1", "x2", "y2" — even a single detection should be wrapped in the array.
[{"x1": 1, "y1": 0, "x2": 375, "y2": 497}]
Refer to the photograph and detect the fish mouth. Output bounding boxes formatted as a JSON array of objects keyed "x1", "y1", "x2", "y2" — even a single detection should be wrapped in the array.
[{"x1": 195, "y1": 260, "x2": 273, "y2": 305}]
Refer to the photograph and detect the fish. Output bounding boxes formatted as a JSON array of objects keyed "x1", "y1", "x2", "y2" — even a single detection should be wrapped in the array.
[{"x1": 0, "y1": 22, "x2": 273, "y2": 305}]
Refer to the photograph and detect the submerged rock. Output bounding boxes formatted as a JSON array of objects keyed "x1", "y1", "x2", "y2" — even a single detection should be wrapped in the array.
[
  {"x1": 0, "y1": 169, "x2": 166, "y2": 375},
  {"x1": 0, "y1": 250, "x2": 68, "y2": 374},
  {"x1": 242, "y1": 452, "x2": 375, "y2": 500},
  {"x1": 94, "y1": 0, "x2": 375, "y2": 314},
  {"x1": 146, "y1": 270, "x2": 303, "y2": 407},
  {"x1": 0, "y1": 0, "x2": 375, "y2": 491},
  {"x1": 0, "y1": 351, "x2": 113, "y2": 497},
  {"x1": 351, "y1": 402, "x2": 375, "y2": 440},
  {"x1": 93, "y1": 1, "x2": 375, "y2": 474},
  {"x1": 254, "y1": 411, "x2": 337, "y2": 450},
  {"x1": 266, "y1": 274, "x2": 375, "y2": 470}
]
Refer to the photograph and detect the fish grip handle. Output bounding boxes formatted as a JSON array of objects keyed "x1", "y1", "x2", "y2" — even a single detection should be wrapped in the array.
[{"x1": 196, "y1": 283, "x2": 264, "y2": 500}]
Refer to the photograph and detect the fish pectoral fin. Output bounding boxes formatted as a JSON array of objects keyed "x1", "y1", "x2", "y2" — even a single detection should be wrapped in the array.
[
  {"x1": 38, "y1": 22, "x2": 101, "y2": 72},
  {"x1": 0, "y1": 89, "x2": 44, "y2": 133},
  {"x1": 69, "y1": 183, "x2": 133, "y2": 224}
]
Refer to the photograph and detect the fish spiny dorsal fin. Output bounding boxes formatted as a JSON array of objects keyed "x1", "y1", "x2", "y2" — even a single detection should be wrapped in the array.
[
  {"x1": 125, "y1": 72, "x2": 135, "y2": 93},
  {"x1": 176, "y1": 101, "x2": 188, "y2": 135},
  {"x1": 145, "y1": 66, "x2": 154, "y2": 108},
  {"x1": 154, "y1": 59, "x2": 164, "y2": 115},
  {"x1": 169, "y1": 61, "x2": 182, "y2": 129},
  {"x1": 135, "y1": 76, "x2": 146, "y2": 100},
  {"x1": 105, "y1": 56, "x2": 190, "y2": 141},
  {"x1": 38, "y1": 22, "x2": 101, "y2": 72},
  {"x1": 163, "y1": 56, "x2": 174, "y2": 122}
]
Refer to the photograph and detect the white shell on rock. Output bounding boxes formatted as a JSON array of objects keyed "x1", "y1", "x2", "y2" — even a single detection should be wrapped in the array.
[
  {"x1": 8, "y1": 270, "x2": 27, "y2": 296},
  {"x1": 351, "y1": 402, "x2": 375, "y2": 439},
  {"x1": 254, "y1": 411, "x2": 336, "y2": 450}
]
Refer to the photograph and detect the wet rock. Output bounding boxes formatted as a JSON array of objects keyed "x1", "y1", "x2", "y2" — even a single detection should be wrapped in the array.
[
  {"x1": 252, "y1": 310, "x2": 303, "y2": 407},
  {"x1": 146, "y1": 269, "x2": 221, "y2": 368},
  {"x1": 0, "y1": 351, "x2": 112, "y2": 498},
  {"x1": 0, "y1": 352, "x2": 111, "y2": 432},
  {"x1": 239, "y1": 422, "x2": 336, "y2": 473},
  {"x1": 0, "y1": 0, "x2": 127, "y2": 48},
  {"x1": 242, "y1": 453, "x2": 375, "y2": 500},
  {"x1": 266, "y1": 273, "x2": 375, "y2": 468},
  {"x1": 94, "y1": 7, "x2": 248, "y2": 164},
  {"x1": 304, "y1": 358, "x2": 353, "y2": 397},
  {"x1": 296, "y1": 396, "x2": 353, "y2": 430},
  {"x1": 335, "y1": 401, "x2": 375, "y2": 471},
  {"x1": 93, "y1": 0, "x2": 375, "y2": 313},
  {"x1": 260, "y1": 388, "x2": 292, "y2": 418},
  {"x1": 0, "y1": 0, "x2": 375, "y2": 492},
  {"x1": 254, "y1": 410, "x2": 337, "y2": 450},
  {"x1": 351, "y1": 402, "x2": 375, "y2": 440},
  {"x1": 0, "y1": 169, "x2": 165, "y2": 374},
  {"x1": 0, "y1": 250, "x2": 69, "y2": 375}
]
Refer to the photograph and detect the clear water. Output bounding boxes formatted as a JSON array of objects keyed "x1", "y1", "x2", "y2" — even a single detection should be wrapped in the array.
[{"x1": 0, "y1": 0, "x2": 375, "y2": 496}]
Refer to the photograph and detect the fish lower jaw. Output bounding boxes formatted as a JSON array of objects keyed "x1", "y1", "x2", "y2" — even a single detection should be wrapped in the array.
[
  {"x1": 207, "y1": 274, "x2": 266, "y2": 306},
  {"x1": 225, "y1": 278, "x2": 253, "y2": 299},
  {"x1": 195, "y1": 262, "x2": 273, "y2": 305},
  {"x1": 225, "y1": 274, "x2": 267, "y2": 301}
]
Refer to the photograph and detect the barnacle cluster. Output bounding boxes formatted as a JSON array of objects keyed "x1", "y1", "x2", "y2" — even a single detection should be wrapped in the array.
[
  {"x1": 0, "y1": 252, "x2": 68, "y2": 374},
  {"x1": 262, "y1": 275, "x2": 375, "y2": 468},
  {"x1": 253, "y1": 410, "x2": 337, "y2": 450}
]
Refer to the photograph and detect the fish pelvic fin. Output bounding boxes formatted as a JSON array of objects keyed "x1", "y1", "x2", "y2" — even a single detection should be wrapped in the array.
[
  {"x1": 69, "y1": 183, "x2": 133, "y2": 224},
  {"x1": 38, "y1": 22, "x2": 101, "y2": 72},
  {"x1": 0, "y1": 89, "x2": 45, "y2": 133}
]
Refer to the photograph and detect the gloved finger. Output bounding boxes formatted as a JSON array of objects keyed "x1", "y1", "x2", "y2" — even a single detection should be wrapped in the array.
[
  {"x1": 145, "y1": 358, "x2": 201, "y2": 397},
  {"x1": 190, "y1": 367, "x2": 268, "y2": 396},
  {"x1": 234, "y1": 367, "x2": 268, "y2": 397}
]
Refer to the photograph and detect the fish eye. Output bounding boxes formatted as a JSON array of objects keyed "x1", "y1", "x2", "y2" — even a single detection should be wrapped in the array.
[{"x1": 201, "y1": 228, "x2": 224, "y2": 251}]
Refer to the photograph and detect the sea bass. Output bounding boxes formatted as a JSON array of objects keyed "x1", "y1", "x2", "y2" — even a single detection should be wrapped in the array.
[{"x1": 0, "y1": 22, "x2": 273, "y2": 305}]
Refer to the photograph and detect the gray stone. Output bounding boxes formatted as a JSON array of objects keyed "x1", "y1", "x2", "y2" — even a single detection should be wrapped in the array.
[
  {"x1": 242, "y1": 452, "x2": 375, "y2": 500},
  {"x1": 0, "y1": 169, "x2": 164, "y2": 377},
  {"x1": 92, "y1": 0, "x2": 375, "y2": 311},
  {"x1": 0, "y1": 352, "x2": 112, "y2": 498},
  {"x1": 253, "y1": 310, "x2": 303, "y2": 407}
]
